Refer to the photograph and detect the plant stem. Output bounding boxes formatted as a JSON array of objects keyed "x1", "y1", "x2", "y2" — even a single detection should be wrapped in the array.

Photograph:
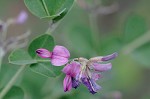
[
  {"x1": 0, "y1": 57, "x2": 2, "y2": 72},
  {"x1": 0, "y1": 65, "x2": 26, "y2": 99},
  {"x1": 37, "y1": 59, "x2": 50, "y2": 62},
  {"x1": 122, "y1": 31, "x2": 150, "y2": 54},
  {"x1": 0, "y1": 47, "x2": 4, "y2": 72}
]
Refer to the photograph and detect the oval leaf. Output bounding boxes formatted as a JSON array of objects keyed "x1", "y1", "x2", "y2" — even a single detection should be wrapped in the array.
[
  {"x1": 28, "y1": 34, "x2": 54, "y2": 58},
  {"x1": 132, "y1": 42, "x2": 150, "y2": 67},
  {"x1": 24, "y1": 0, "x2": 74, "y2": 22},
  {"x1": 28, "y1": 34, "x2": 62, "y2": 77},
  {"x1": 124, "y1": 15, "x2": 150, "y2": 66},
  {"x1": 30, "y1": 62, "x2": 63, "y2": 77},
  {"x1": 1, "y1": 86, "x2": 24, "y2": 99},
  {"x1": 9, "y1": 49, "x2": 37, "y2": 65},
  {"x1": 124, "y1": 14, "x2": 147, "y2": 43}
]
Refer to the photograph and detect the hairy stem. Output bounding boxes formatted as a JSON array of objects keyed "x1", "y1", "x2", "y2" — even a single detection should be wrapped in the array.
[
  {"x1": 0, "y1": 65, "x2": 26, "y2": 99},
  {"x1": 122, "y1": 31, "x2": 150, "y2": 54}
]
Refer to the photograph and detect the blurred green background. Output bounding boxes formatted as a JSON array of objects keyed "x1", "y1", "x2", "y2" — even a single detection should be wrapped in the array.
[{"x1": 0, "y1": 0, "x2": 150, "y2": 99}]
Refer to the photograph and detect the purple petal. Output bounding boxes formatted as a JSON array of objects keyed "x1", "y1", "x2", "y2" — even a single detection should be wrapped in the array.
[
  {"x1": 92, "y1": 73, "x2": 101, "y2": 81},
  {"x1": 51, "y1": 45, "x2": 70, "y2": 66},
  {"x1": 89, "y1": 52, "x2": 118, "y2": 62},
  {"x1": 62, "y1": 61, "x2": 81, "y2": 77},
  {"x1": 81, "y1": 78, "x2": 101, "y2": 94},
  {"x1": 90, "y1": 79, "x2": 101, "y2": 92},
  {"x1": 63, "y1": 75, "x2": 72, "y2": 92},
  {"x1": 92, "y1": 63, "x2": 112, "y2": 72},
  {"x1": 36, "y1": 48, "x2": 52, "y2": 58},
  {"x1": 51, "y1": 56, "x2": 68, "y2": 66},
  {"x1": 16, "y1": 11, "x2": 28, "y2": 24},
  {"x1": 72, "y1": 77, "x2": 80, "y2": 89},
  {"x1": 101, "y1": 52, "x2": 118, "y2": 61},
  {"x1": 52, "y1": 45, "x2": 70, "y2": 58}
]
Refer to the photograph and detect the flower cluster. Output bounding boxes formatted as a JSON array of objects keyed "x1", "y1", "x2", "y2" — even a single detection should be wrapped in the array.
[{"x1": 36, "y1": 45, "x2": 117, "y2": 94}]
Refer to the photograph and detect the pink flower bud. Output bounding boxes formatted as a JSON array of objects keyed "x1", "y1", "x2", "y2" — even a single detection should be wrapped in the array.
[{"x1": 36, "y1": 48, "x2": 52, "y2": 58}]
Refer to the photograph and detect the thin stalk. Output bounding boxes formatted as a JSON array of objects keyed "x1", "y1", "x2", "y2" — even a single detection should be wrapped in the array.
[
  {"x1": 0, "y1": 65, "x2": 26, "y2": 99},
  {"x1": 122, "y1": 31, "x2": 150, "y2": 54},
  {"x1": 0, "y1": 56, "x2": 3, "y2": 72},
  {"x1": 46, "y1": 21, "x2": 60, "y2": 35},
  {"x1": 0, "y1": 47, "x2": 4, "y2": 71},
  {"x1": 37, "y1": 59, "x2": 50, "y2": 63},
  {"x1": 2, "y1": 19, "x2": 15, "y2": 42}
]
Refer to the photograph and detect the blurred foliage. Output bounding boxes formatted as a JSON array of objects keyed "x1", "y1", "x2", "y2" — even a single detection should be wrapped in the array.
[
  {"x1": 1, "y1": 86, "x2": 24, "y2": 99},
  {"x1": 0, "y1": 0, "x2": 150, "y2": 99}
]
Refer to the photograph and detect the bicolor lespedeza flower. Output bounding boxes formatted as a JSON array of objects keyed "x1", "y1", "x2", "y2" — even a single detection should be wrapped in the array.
[
  {"x1": 36, "y1": 46, "x2": 117, "y2": 94},
  {"x1": 36, "y1": 45, "x2": 70, "y2": 66},
  {"x1": 62, "y1": 52, "x2": 118, "y2": 94}
]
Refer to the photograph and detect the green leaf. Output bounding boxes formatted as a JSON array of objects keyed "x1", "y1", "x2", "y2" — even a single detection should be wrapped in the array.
[
  {"x1": 100, "y1": 36, "x2": 122, "y2": 55},
  {"x1": 1, "y1": 86, "x2": 24, "y2": 99},
  {"x1": 28, "y1": 34, "x2": 54, "y2": 59},
  {"x1": 24, "y1": 0, "x2": 74, "y2": 22},
  {"x1": 124, "y1": 14, "x2": 147, "y2": 43},
  {"x1": 30, "y1": 62, "x2": 63, "y2": 77},
  {"x1": 9, "y1": 49, "x2": 37, "y2": 65},
  {"x1": 123, "y1": 15, "x2": 150, "y2": 67},
  {"x1": 28, "y1": 34, "x2": 62, "y2": 77},
  {"x1": 132, "y1": 42, "x2": 150, "y2": 67}
]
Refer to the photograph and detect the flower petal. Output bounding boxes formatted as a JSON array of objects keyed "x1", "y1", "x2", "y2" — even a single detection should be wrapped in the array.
[
  {"x1": 90, "y1": 79, "x2": 101, "y2": 92},
  {"x1": 81, "y1": 78, "x2": 101, "y2": 94},
  {"x1": 51, "y1": 56, "x2": 68, "y2": 66},
  {"x1": 92, "y1": 63, "x2": 112, "y2": 72},
  {"x1": 101, "y1": 52, "x2": 118, "y2": 61},
  {"x1": 92, "y1": 73, "x2": 101, "y2": 81},
  {"x1": 89, "y1": 52, "x2": 118, "y2": 62},
  {"x1": 72, "y1": 77, "x2": 80, "y2": 89},
  {"x1": 36, "y1": 48, "x2": 52, "y2": 58},
  {"x1": 52, "y1": 45, "x2": 70, "y2": 58},
  {"x1": 63, "y1": 75, "x2": 72, "y2": 92},
  {"x1": 62, "y1": 61, "x2": 81, "y2": 77}
]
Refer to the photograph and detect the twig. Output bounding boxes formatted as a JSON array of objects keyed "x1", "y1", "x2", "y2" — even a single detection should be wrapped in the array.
[
  {"x1": 122, "y1": 30, "x2": 150, "y2": 54},
  {"x1": 0, "y1": 65, "x2": 27, "y2": 99}
]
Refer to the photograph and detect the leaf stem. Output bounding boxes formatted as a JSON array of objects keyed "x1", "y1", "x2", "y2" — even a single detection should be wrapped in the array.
[
  {"x1": 42, "y1": 0, "x2": 50, "y2": 16},
  {"x1": 0, "y1": 65, "x2": 26, "y2": 99},
  {"x1": 0, "y1": 47, "x2": 5, "y2": 72},
  {"x1": 0, "y1": 57, "x2": 2, "y2": 72},
  {"x1": 122, "y1": 30, "x2": 150, "y2": 54},
  {"x1": 37, "y1": 59, "x2": 50, "y2": 62}
]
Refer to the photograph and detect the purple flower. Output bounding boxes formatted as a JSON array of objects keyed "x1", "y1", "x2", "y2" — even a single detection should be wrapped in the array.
[
  {"x1": 62, "y1": 52, "x2": 117, "y2": 94},
  {"x1": 62, "y1": 61, "x2": 81, "y2": 91},
  {"x1": 62, "y1": 61, "x2": 80, "y2": 77},
  {"x1": 36, "y1": 45, "x2": 70, "y2": 66},
  {"x1": 81, "y1": 78, "x2": 101, "y2": 94},
  {"x1": 16, "y1": 11, "x2": 28, "y2": 24},
  {"x1": 63, "y1": 75, "x2": 72, "y2": 92}
]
